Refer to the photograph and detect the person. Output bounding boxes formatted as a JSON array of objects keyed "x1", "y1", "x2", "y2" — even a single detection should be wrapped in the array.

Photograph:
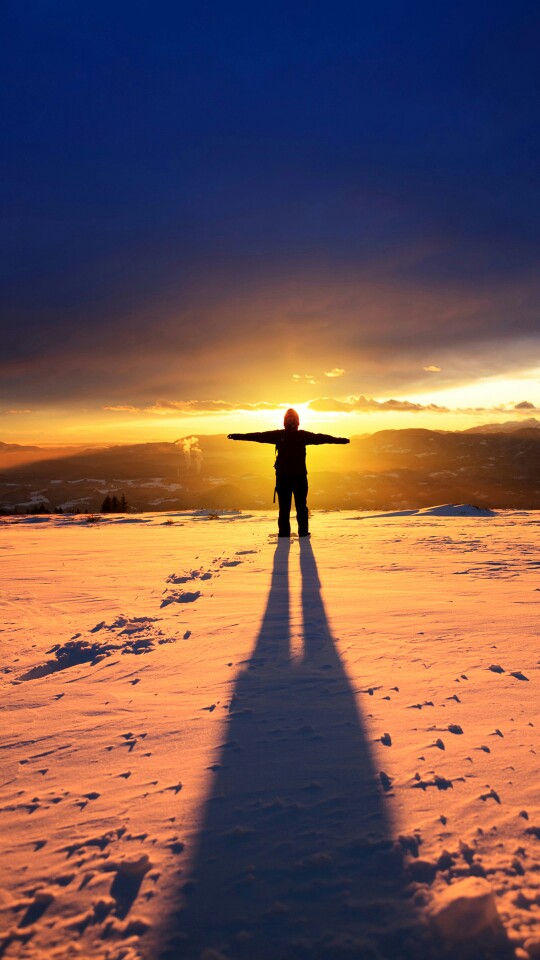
[{"x1": 228, "y1": 408, "x2": 350, "y2": 537}]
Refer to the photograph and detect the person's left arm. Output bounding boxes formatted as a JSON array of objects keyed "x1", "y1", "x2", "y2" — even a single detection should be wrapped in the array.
[{"x1": 304, "y1": 432, "x2": 350, "y2": 445}]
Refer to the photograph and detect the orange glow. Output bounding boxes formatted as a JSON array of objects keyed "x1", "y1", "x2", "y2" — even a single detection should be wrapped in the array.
[{"x1": 1, "y1": 367, "x2": 539, "y2": 446}]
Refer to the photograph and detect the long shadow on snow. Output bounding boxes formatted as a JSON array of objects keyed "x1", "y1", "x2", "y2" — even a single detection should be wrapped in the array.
[{"x1": 159, "y1": 539, "x2": 422, "y2": 959}]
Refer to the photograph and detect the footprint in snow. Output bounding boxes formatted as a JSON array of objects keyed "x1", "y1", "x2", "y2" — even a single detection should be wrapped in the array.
[
  {"x1": 479, "y1": 788, "x2": 501, "y2": 804},
  {"x1": 162, "y1": 782, "x2": 183, "y2": 795},
  {"x1": 161, "y1": 590, "x2": 201, "y2": 608},
  {"x1": 167, "y1": 570, "x2": 212, "y2": 584},
  {"x1": 107, "y1": 854, "x2": 152, "y2": 919},
  {"x1": 18, "y1": 891, "x2": 55, "y2": 928},
  {"x1": 379, "y1": 771, "x2": 393, "y2": 792}
]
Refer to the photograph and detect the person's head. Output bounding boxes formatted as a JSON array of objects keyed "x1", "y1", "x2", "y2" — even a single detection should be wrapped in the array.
[{"x1": 284, "y1": 408, "x2": 300, "y2": 430}]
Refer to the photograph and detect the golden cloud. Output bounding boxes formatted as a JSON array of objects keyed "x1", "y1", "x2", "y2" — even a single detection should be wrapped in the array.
[
  {"x1": 102, "y1": 404, "x2": 142, "y2": 413},
  {"x1": 308, "y1": 395, "x2": 449, "y2": 413},
  {"x1": 144, "y1": 399, "x2": 279, "y2": 415},
  {"x1": 292, "y1": 374, "x2": 319, "y2": 385}
]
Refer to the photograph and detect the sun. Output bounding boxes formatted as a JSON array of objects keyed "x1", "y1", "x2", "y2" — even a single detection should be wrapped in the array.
[{"x1": 291, "y1": 402, "x2": 316, "y2": 427}]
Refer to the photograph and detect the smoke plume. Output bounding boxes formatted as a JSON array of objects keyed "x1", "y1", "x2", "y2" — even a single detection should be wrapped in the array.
[{"x1": 179, "y1": 436, "x2": 203, "y2": 472}]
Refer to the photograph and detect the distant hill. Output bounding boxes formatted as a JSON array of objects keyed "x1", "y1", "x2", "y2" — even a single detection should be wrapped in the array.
[
  {"x1": 1, "y1": 428, "x2": 539, "y2": 513},
  {"x1": 0, "y1": 441, "x2": 42, "y2": 453},
  {"x1": 0, "y1": 441, "x2": 93, "y2": 469},
  {"x1": 464, "y1": 417, "x2": 540, "y2": 434}
]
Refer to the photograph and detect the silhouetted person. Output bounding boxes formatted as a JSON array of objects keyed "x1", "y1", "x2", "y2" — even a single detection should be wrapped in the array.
[{"x1": 228, "y1": 408, "x2": 349, "y2": 537}]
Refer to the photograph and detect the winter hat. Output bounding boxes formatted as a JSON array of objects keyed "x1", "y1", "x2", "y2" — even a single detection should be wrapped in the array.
[{"x1": 284, "y1": 408, "x2": 300, "y2": 428}]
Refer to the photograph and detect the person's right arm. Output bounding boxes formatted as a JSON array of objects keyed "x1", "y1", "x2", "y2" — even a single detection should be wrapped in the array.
[{"x1": 227, "y1": 431, "x2": 281, "y2": 443}]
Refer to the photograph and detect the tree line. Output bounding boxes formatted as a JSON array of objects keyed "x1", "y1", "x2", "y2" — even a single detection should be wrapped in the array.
[
  {"x1": 100, "y1": 493, "x2": 129, "y2": 513},
  {"x1": 0, "y1": 494, "x2": 131, "y2": 515}
]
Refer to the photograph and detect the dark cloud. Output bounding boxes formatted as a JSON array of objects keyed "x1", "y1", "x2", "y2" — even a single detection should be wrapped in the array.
[
  {"x1": 1, "y1": 2, "x2": 540, "y2": 409},
  {"x1": 514, "y1": 400, "x2": 536, "y2": 410}
]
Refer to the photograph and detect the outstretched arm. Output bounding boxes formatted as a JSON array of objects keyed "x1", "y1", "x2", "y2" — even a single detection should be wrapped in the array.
[
  {"x1": 304, "y1": 432, "x2": 350, "y2": 445},
  {"x1": 228, "y1": 430, "x2": 282, "y2": 443}
]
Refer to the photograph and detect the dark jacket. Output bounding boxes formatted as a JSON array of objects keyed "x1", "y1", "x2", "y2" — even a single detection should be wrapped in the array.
[{"x1": 228, "y1": 429, "x2": 349, "y2": 478}]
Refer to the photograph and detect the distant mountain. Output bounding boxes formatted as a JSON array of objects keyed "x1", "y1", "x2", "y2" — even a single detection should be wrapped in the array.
[
  {"x1": 0, "y1": 441, "x2": 43, "y2": 452},
  {"x1": 0, "y1": 441, "x2": 92, "y2": 470},
  {"x1": 463, "y1": 417, "x2": 540, "y2": 434},
  {"x1": 1, "y1": 428, "x2": 539, "y2": 513}
]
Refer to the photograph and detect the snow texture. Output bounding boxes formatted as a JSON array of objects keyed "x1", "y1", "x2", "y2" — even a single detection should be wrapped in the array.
[{"x1": 0, "y1": 509, "x2": 538, "y2": 959}]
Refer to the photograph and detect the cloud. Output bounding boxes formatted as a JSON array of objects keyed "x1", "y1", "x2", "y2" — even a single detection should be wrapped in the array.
[
  {"x1": 146, "y1": 400, "x2": 235, "y2": 415},
  {"x1": 2, "y1": 4, "x2": 540, "y2": 422},
  {"x1": 294, "y1": 369, "x2": 345, "y2": 384},
  {"x1": 143, "y1": 399, "x2": 279, "y2": 416},
  {"x1": 102, "y1": 399, "x2": 276, "y2": 416},
  {"x1": 378, "y1": 399, "x2": 449, "y2": 413},
  {"x1": 2, "y1": 273, "x2": 540, "y2": 411},
  {"x1": 8, "y1": 408, "x2": 32, "y2": 414},
  {"x1": 102, "y1": 405, "x2": 142, "y2": 413},
  {"x1": 423, "y1": 365, "x2": 441, "y2": 373},
  {"x1": 307, "y1": 397, "x2": 358, "y2": 413},
  {"x1": 292, "y1": 374, "x2": 319, "y2": 385},
  {"x1": 308, "y1": 396, "x2": 450, "y2": 414},
  {"x1": 99, "y1": 394, "x2": 540, "y2": 423}
]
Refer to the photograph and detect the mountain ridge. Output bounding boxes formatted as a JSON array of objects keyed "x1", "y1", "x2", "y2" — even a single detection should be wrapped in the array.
[
  {"x1": 1, "y1": 427, "x2": 539, "y2": 513},
  {"x1": 463, "y1": 417, "x2": 540, "y2": 434}
]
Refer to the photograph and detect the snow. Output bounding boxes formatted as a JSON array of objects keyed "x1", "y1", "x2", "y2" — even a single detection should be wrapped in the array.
[
  {"x1": 355, "y1": 503, "x2": 498, "y2": 519},
  {"x1": 418, "y1": 503, "x2": 497, "y2": 517},
  {"x1": 0, "y1": 510, "x2": 539, "y2": 959},
  {"x1": 429, "y1": 876, "x2": 503, "y2": 942}
]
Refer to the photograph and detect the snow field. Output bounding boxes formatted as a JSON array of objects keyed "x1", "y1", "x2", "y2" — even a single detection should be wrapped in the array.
[{"x1": 0, "y1": 510, "x2": 539, "y2": 959}]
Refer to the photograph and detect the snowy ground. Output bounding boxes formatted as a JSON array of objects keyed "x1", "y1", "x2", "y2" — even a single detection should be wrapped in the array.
[{"x1": 0, "y1": 509, "x2": 539, "y2": 960}]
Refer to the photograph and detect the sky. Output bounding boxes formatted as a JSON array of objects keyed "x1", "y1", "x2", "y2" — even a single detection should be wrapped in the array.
[{"x1": 1, "y1": 0, "x2": 540, "y2": 444}]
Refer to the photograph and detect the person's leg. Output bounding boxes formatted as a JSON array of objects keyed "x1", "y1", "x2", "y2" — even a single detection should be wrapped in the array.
[
  {"x1": 277, "y1": 480, "x2": 293, "y2": 537},
  {"x1": 293, "y1": 477, "x2": 309, "y2": 536}
]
